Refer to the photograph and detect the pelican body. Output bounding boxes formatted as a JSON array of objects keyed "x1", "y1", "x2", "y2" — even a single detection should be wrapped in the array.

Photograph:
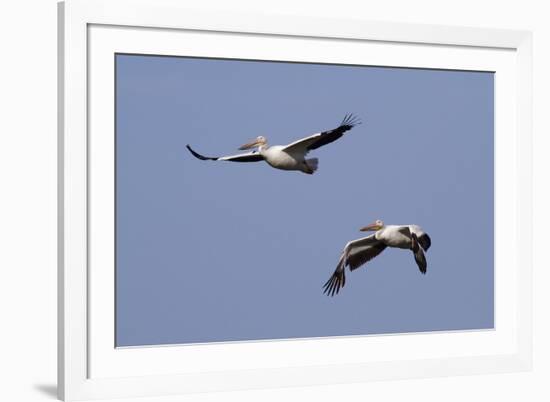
[
  {"x1": 323, "y1": 220, "x2": 431, "y2": 296},
  {"x1": 254, "y1": 144, "x2": 318, "y2": 173},
  {"x1": 186, "y1": 114, "x2": 360, "y2": 174}
]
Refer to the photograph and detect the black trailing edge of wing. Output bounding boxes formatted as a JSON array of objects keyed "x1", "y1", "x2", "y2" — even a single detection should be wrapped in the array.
[
  {"x1": 307, "y1": 113, "x2": 362, "y2": 151},
  {"x1": 226, "y1": 153, "x2": 265, "y2": 162}
]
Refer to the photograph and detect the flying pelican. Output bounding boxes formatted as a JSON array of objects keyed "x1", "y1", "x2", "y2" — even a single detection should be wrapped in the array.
[
  {"x1": 323, "y1": 220, "x2": 432, "y2": 296},
  {"x1": 186, "y1": 114, "x2": 360, "y2": 174}
]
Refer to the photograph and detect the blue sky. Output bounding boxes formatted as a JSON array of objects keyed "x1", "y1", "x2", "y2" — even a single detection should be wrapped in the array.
[{"x1": 115, "y1": 54, "x2": 494, "y2": 347}]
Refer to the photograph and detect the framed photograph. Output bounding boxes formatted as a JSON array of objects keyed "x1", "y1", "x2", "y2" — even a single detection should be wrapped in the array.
[{"x1": 58, "y1": 0, "x2": 532, "y2": 400}]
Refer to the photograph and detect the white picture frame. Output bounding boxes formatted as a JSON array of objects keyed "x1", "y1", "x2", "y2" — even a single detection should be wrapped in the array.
[{"x1": 58, "y1": 0, "x2": 533, "y2": 400}]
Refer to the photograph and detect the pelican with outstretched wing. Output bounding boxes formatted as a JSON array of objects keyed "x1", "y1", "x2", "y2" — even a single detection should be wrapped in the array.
[
  {"x1": 323, "y1": 220, "x2": 432, "y2": 296},
  {"x1": 186, "y1": 114, "x2": 360, "y2": 174}
]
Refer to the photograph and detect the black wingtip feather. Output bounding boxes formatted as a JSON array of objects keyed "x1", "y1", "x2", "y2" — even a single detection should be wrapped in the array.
[
  {"x1": 418, "y1": 234, "x2": 431, "y2": 251},
  {"x1": 322, "y1": 270, "x2": 345, "y2": 297},
  {"x1": 186, "y1": 144, "x2": 217, "y2": 161},
  {"x1": 340, "y1": 113, "x2": 362, "y2": 129},
  {"x1": 411, "y1": 233, "x2": 428, "y2": 274},
  {"x1": 322, "y1": 277, "x2": 334, "y2": 296}
]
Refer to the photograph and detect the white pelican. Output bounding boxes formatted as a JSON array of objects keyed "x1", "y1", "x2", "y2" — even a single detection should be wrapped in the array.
[
  {"x1": 186, "y1": 114, "x2": 360, "y2": 174},
  {"x1": 323, "y1": 220, "x2": 431, "y2": 296}
]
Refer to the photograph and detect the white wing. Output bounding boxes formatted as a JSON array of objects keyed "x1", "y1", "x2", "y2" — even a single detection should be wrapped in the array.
[{"x1": 186, "y1": 145, "x2": 264, "y2": 163}]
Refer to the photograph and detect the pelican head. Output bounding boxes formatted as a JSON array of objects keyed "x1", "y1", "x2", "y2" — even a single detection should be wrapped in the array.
[
  {"x1": 239, "y1": 136, "x2": 267, "y2": 150},
  {"x1": 360, "y1": 219, "x2": 384, "y2": 232}
]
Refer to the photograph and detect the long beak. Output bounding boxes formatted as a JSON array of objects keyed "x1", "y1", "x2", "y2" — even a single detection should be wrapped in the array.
[
  {"x1": 360, "y1": 223, "x2": 381, "y2": 232},
  {"x1": 238, "y1": 140, "x2": 261, "y2": 150}
]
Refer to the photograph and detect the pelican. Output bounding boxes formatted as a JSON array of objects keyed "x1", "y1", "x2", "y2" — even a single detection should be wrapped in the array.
[
  {"x1": 323, "y1": 220, "x2": 432, "y2": 296},
  {"x1": 186, "y1": 114, "x2": 360, "y2": 174}
]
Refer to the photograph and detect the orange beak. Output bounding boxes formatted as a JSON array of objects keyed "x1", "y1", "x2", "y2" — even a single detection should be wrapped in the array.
[
  {"x1": 238, "y1": 139, "x2": 262, "y2": 150},
  {"x1": 360, "y1": 222, "x2": 382, "y2": 232}
]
